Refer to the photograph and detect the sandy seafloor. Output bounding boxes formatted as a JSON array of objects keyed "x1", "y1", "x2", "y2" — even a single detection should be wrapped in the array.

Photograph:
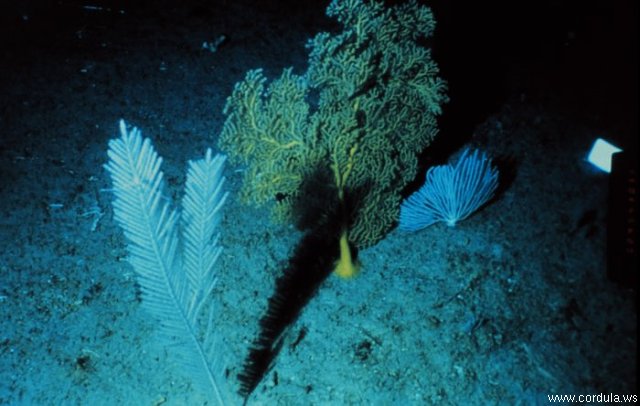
[{"x1": 0, "y1": 1, "x2": 636, "y2": 405}]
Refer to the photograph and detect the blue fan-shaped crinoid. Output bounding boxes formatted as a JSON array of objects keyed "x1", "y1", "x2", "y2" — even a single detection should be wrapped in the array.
[{"x1": 399, "y1": 148, "x2": 499, "y2": 231}]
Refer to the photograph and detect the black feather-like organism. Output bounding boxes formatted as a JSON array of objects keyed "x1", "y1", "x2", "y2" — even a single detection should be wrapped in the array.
[
  {"x1": 237, "y1": 222, "x2": 340, "y2": 398},
  {"x1": 237, "y1": 167, "x2": 363, "y2": 401}
]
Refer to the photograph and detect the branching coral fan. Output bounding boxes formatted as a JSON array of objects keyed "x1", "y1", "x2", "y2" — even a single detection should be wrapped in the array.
[{"x1": 220, "y1": 0, "x2": 448, "y2": 249}]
